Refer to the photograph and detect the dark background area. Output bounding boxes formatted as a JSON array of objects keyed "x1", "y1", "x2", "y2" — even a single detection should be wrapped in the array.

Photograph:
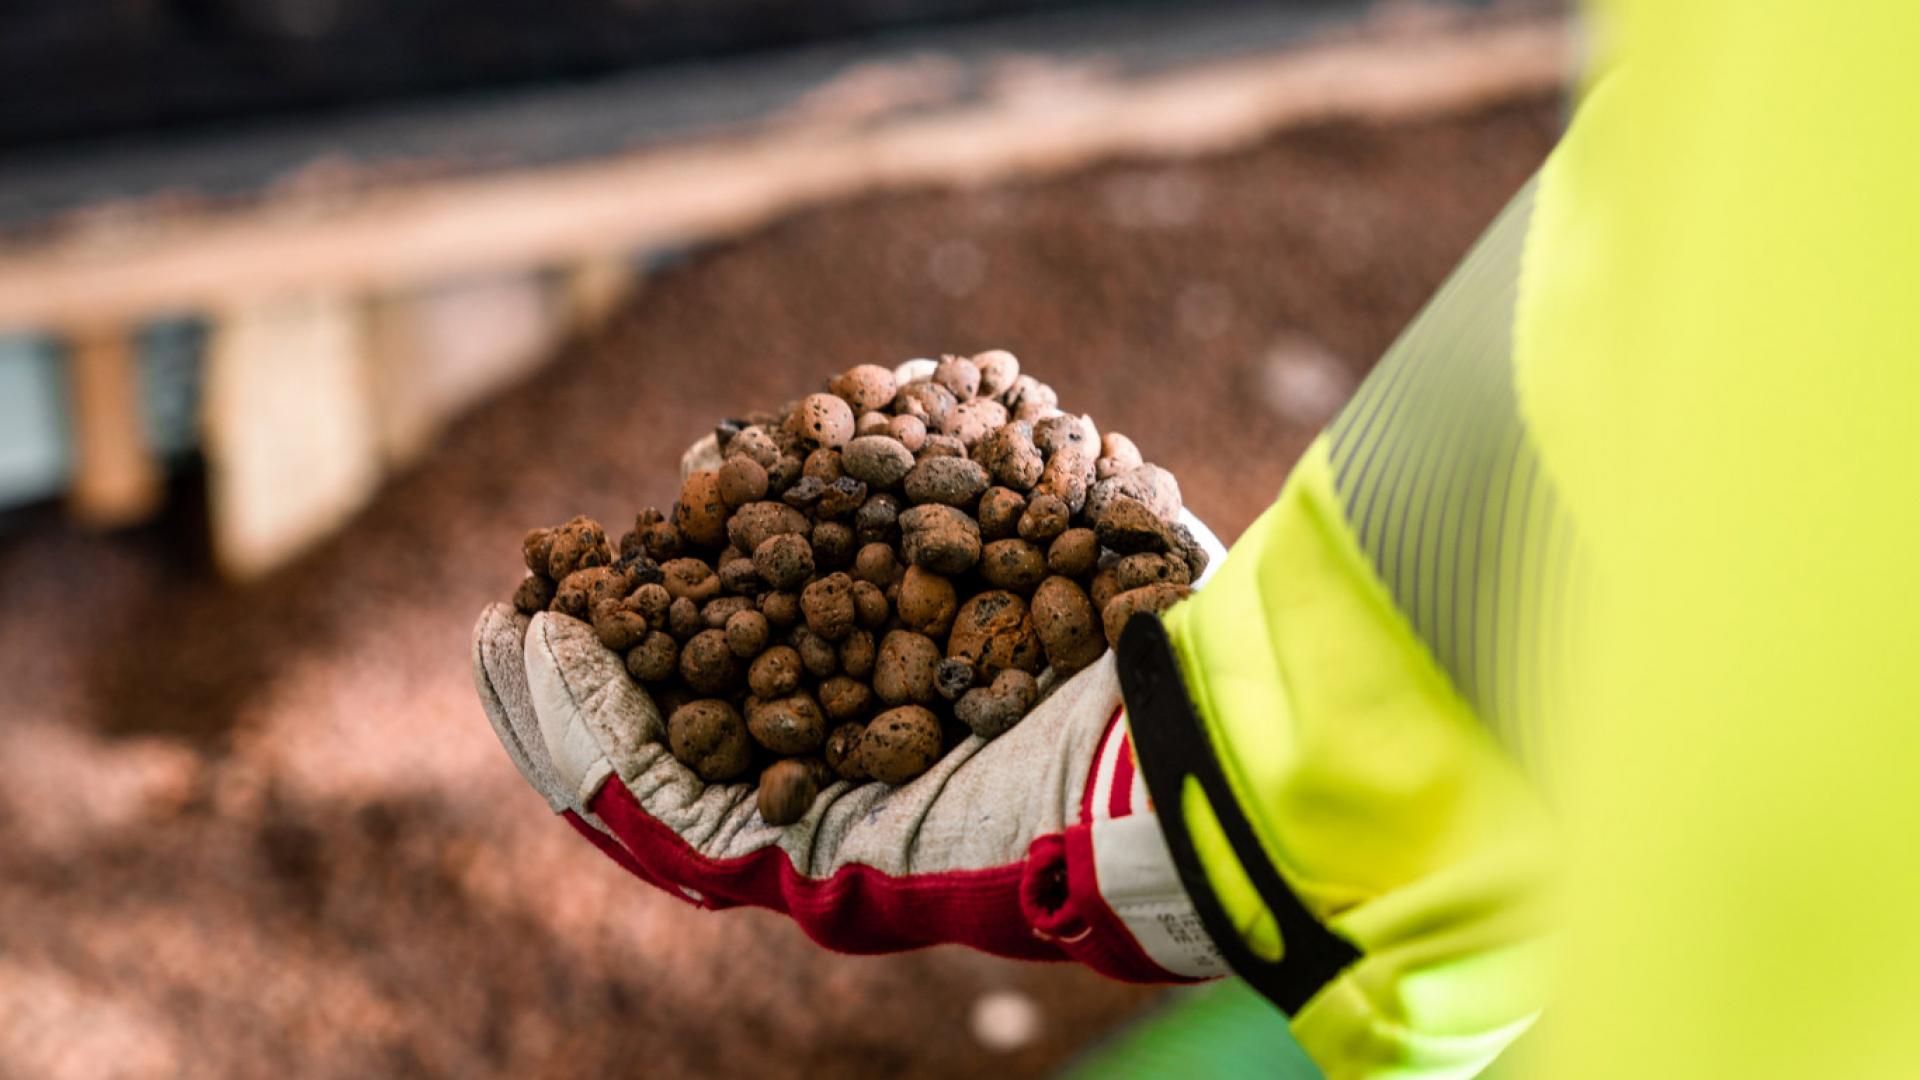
[{"x1": 1, "y1": 0, "x2": 1364, "y2": 150}]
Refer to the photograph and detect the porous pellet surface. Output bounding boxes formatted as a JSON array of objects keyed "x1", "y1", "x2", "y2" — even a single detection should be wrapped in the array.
[{"x1": 509, "y1": 343, "x2": 1226, "y2": 791}]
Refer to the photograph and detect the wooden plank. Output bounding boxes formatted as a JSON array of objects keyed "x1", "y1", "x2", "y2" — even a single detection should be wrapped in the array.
[
  {"x1": 201, "y1": 292, "x2": 380, "y2": 579},
  {"x1": 0, "y1": 16, "x2": 1568, "y2": 332},
  {"x1": 364, "y1": 274, "x2": 554, "y2": 465},
  {"x1": 65, "y1": 324, "x2": 163, "y2": 526}
]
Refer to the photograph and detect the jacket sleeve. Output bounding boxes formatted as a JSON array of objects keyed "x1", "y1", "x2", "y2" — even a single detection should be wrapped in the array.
[{"x1": 1119, "y1": 174, "x2": 1562, "y2": 1080}]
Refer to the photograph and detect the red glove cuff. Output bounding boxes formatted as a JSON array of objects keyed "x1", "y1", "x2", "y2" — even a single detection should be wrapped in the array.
[{"x1": 568, "y1": 709, "x2": 1204, "y2": 984}]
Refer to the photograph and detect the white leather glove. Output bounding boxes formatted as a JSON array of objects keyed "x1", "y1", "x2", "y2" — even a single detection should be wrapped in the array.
[{"x1": 472, "y1": 503, "x2": 1229, "y2": 979}]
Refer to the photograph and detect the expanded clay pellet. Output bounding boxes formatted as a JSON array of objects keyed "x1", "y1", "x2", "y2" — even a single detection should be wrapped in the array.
[{"x1": 505, "y1": 351, "x2": 1201, "y2": 824}]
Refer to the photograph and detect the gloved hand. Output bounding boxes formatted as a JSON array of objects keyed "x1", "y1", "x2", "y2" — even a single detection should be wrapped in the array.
[{"x1": 471, "y1": 501, "x2": 1228, "y2": 982}]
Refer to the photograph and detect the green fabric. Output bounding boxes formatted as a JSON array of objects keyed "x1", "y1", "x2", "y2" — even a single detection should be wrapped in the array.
[{"x1": 1059, "y1": 982, "x2": 1323, "y2": 1080}]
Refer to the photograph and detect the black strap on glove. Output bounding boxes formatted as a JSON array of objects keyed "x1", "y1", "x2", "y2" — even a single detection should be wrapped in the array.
[{"x1": 1117, "y1": 613, "x2": 1361, "y2": 1016}]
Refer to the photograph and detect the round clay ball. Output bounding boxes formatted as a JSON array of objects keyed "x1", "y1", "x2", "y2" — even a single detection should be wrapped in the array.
[
  {"x1": 725, "y1": 425, "x2": 780, "y2": 467},
  {"x1": 782, "y1": 475, "x2": 825, "y2": 512},
  {"x1": 753, "y1": 533, "x2": 815, "y2": 590},
  {"x1": 851, "y1": 579, "x2": 890, "y2": 629},
  {"x1": 701, "y1": 595, "x2": 754, "y2": 630},
  {"x1": 801, "y1": 573, "x2": 857, "y2": 641},
  {"x1": 1017, "y1": 493, "x2": 1071, "y2": 543},
  {"x1": 873, "y1": 630, "x2": 942, "y2": 706},
  {"x1": 1113, "y1": 552, "x2": 1191, "y2": 591},
  {"x1": 635, "y1": 508, "x2": 683, "y2": 563},
  {"x1": 1046, "y1": 528, "x2": 1099, "y2": 577},
  {"x1": 675, "y1": 471, "x2": 730, "y2": 548},
  {"x1": 979, "y1": 538, "x2": 1047, "y2": 593},
  {"x1": 990, "y1": 668, "x2": 1040, "y2": 712},
  {"x1": 631, "y1": 582, "x2": 671, "y2": 626},
  {"x1": 668, "y1": 700, "x2": 751, "y2": 782},
  {"x1": 759, "y1": 590, "x2": 800, "y2": 628},
  {"x1": 1096, "y1": 432, "x2": 1144, "y2": 478},
  {"x1": 756, "y1": 759, "x2": 818, "y2": 826},
  {"x1": 718, "y1": 556, "x2": 761, "y2": 594},
  {"x1": 904, "y1": 456, "x2": 991, "y2": 507},
  {"x1": 668, "y1": 596, "x2": 704, "y2": 640},
  {"x1": 893, "y1": 381, "x2": 957, "y2": 430},
  {"x1": 811, "y1": 520, "x2": 856, "y2": 566},
  {"x1": 766, "y1": 453, "x2": 804, "y2": 495},
  {"x1": 839, "y1": 629, "x2": 877, "y2": 679},
  {"x1": 546, "y1": 515, "x2": 614, "y2": 579},
  {"x1": 1089, "y1": 566, "x2": 1123, "y2": 613},
  {"x1": 513, "y1": 574, "x2": 557, "y2": 614},
  {"x1": 1086, "y1": 463, "x2": 1182, "y2": 523},
  {"x1": 818, "y1": 675, "x2": 874, "y2": 722},
  {"x1": 725, "y1": 609, "x2": 770, "y2": 658},
  {"x1": 1093, "y1": 496, "x2": 1170, "y2": 554},
  {"x1": 747, "y1": 692, "x2": 826, "y2": 755},
  {"x1": 976, "y1": 424, "x2": 1044, "y2": 492},
  {"x1": 1101, "y1": 583, "x2": 1193, "y2": 648},
  {"x1": 679, "y1": 629, "x2": 740, "y2": 694},
  {"x1": 976, "y1": 486, "x2": 1028, "y2": 541},
  {"x1": 789, "y1": 393, "x2": 856, "y2": 449},
  {"x1": 971, "y1": 349, "x2": 1020, "y2": 398},
  {"x1": 936, "y1": 658, "x2": 976, "y2": 701},
  {"x1": 825, "y1": 722, "x2": 869, "y2": 781},
  {"x1": 662, "y1": 558, "x2": 721, "y2": 603},
  {"x1": 717, "y1": 456, "x2": 769, "y2": 508},
  {"x1": 819, "y1": 476, "x2": 870, "y2": 519},
  {"x1": 916, "y1": 433, "x2": 968, "y2": 461},
  {"x1": 522, "y1": 527, "x2": 555, "y2": 575},
  {"x1": 955, "y1": 669, "x2": 1041, "y2": 740},
  {"x1": 942, "y1": 400, "x2": 1006, "y2": 448},
  {"x1": 896, "y1": 566, "x2": 958, "y2": 636},
  {"x1": 1033, "y1": 414, "x2": 1095, "y2": 458},
  {"x1": 553, "y1": 565, "x2": 620, "y2": 620},
  {"x1": 886, "y1": 414, "x2": 928, "y2": 452},
  {"x1": 899, "y1": 504, "x2": 982, "y2": 574},
  {"x1": 803, "y1": 447, "x2": 844, "y2": 483},
  {"x1": 855, "y1": 493, "x2": 903, "y2": 545},
  {"x1": 1035, "y1": 448, "x2": 1093, "y2": 514},
  {"x1": 843, "y1": 435, "x2": 916, "y2": 488},
  {"x1": 946, "y1": 591, "x2": 1045, "y2": 679},
  {"x1": 860, "y1": 706, "x2": 944, "y2": 785},
  {"x1": 748, "y1": 645, "x2": 803, "y2": 698},
  {"x1": 728, "y1": 501, "x2": 811, "y2": 554},
  {"x1": 829, "y1": 364, "x2": 899, "y2": 414},
  {"x1": 857, "y1": 410, "x2": 892, "y2": 438},
  {"x1": 626, "y1": 631, "x2": 679, "y2": 682},
  {"x1": 852, "y1": 542, "x2": 900, "y2": 586},
  {"x1": 933, "y1": 355, "x2": 981, "y2": 402},
  {"x1": 955, "y1": 686, "x2": 1021, "y2": 740},
  {"x1": 793, "y1": 628, "x2": 840, "y2": 679},
  {"x1": 591, "y1": 594, "x2": 649, "y2": 651},
  {"x1": 1030, "y1": 575, "x2": 1104, "y2": 674}
]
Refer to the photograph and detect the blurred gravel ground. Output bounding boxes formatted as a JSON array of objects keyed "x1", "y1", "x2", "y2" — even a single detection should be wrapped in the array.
[{"x1": 0, "y1": 97, "x2": 1555, "y2": 1078}]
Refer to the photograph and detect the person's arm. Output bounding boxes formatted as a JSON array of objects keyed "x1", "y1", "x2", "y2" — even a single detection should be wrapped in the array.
[
  {"x1": 1121, "y1": 176, "x2": 1559, "y2": 1079},
  {"x1": 475, "y1": 169, "x2": 1576, "y2": 1080}
]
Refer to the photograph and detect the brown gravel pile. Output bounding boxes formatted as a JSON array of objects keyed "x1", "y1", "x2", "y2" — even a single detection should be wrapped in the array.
[
  {"x1": 0, "y1": 98, "x2": 1556, "y2": 1078},
  {"x1": 515, "y1": 353, "x2": 1205, "y2": 820}
]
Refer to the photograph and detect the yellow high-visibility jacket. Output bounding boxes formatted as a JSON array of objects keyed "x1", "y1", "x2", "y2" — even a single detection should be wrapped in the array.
[{"x1": 1121, "y1": 4, "x2": 1920, "y2": 1077}]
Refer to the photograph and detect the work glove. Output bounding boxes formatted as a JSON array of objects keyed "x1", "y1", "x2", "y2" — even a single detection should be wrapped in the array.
[{"x1": 471, "y1": 470, "x2": 1229, "y2": 983}]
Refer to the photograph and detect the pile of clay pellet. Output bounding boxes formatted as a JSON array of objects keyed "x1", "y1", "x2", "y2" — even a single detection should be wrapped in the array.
[{"x1": 510, "y1": 352, "x2": 1203, "y2": 824}]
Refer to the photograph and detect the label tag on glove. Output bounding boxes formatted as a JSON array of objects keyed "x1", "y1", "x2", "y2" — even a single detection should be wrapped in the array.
[{"x1": 1092, "y1": 813, "x2": 1229, "y2": 978}]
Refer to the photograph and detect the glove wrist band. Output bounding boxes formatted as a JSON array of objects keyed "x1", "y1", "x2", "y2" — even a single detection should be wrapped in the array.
[{"x1": 1116, "y1": 613, "x2": 1361, "y2": 1015}]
